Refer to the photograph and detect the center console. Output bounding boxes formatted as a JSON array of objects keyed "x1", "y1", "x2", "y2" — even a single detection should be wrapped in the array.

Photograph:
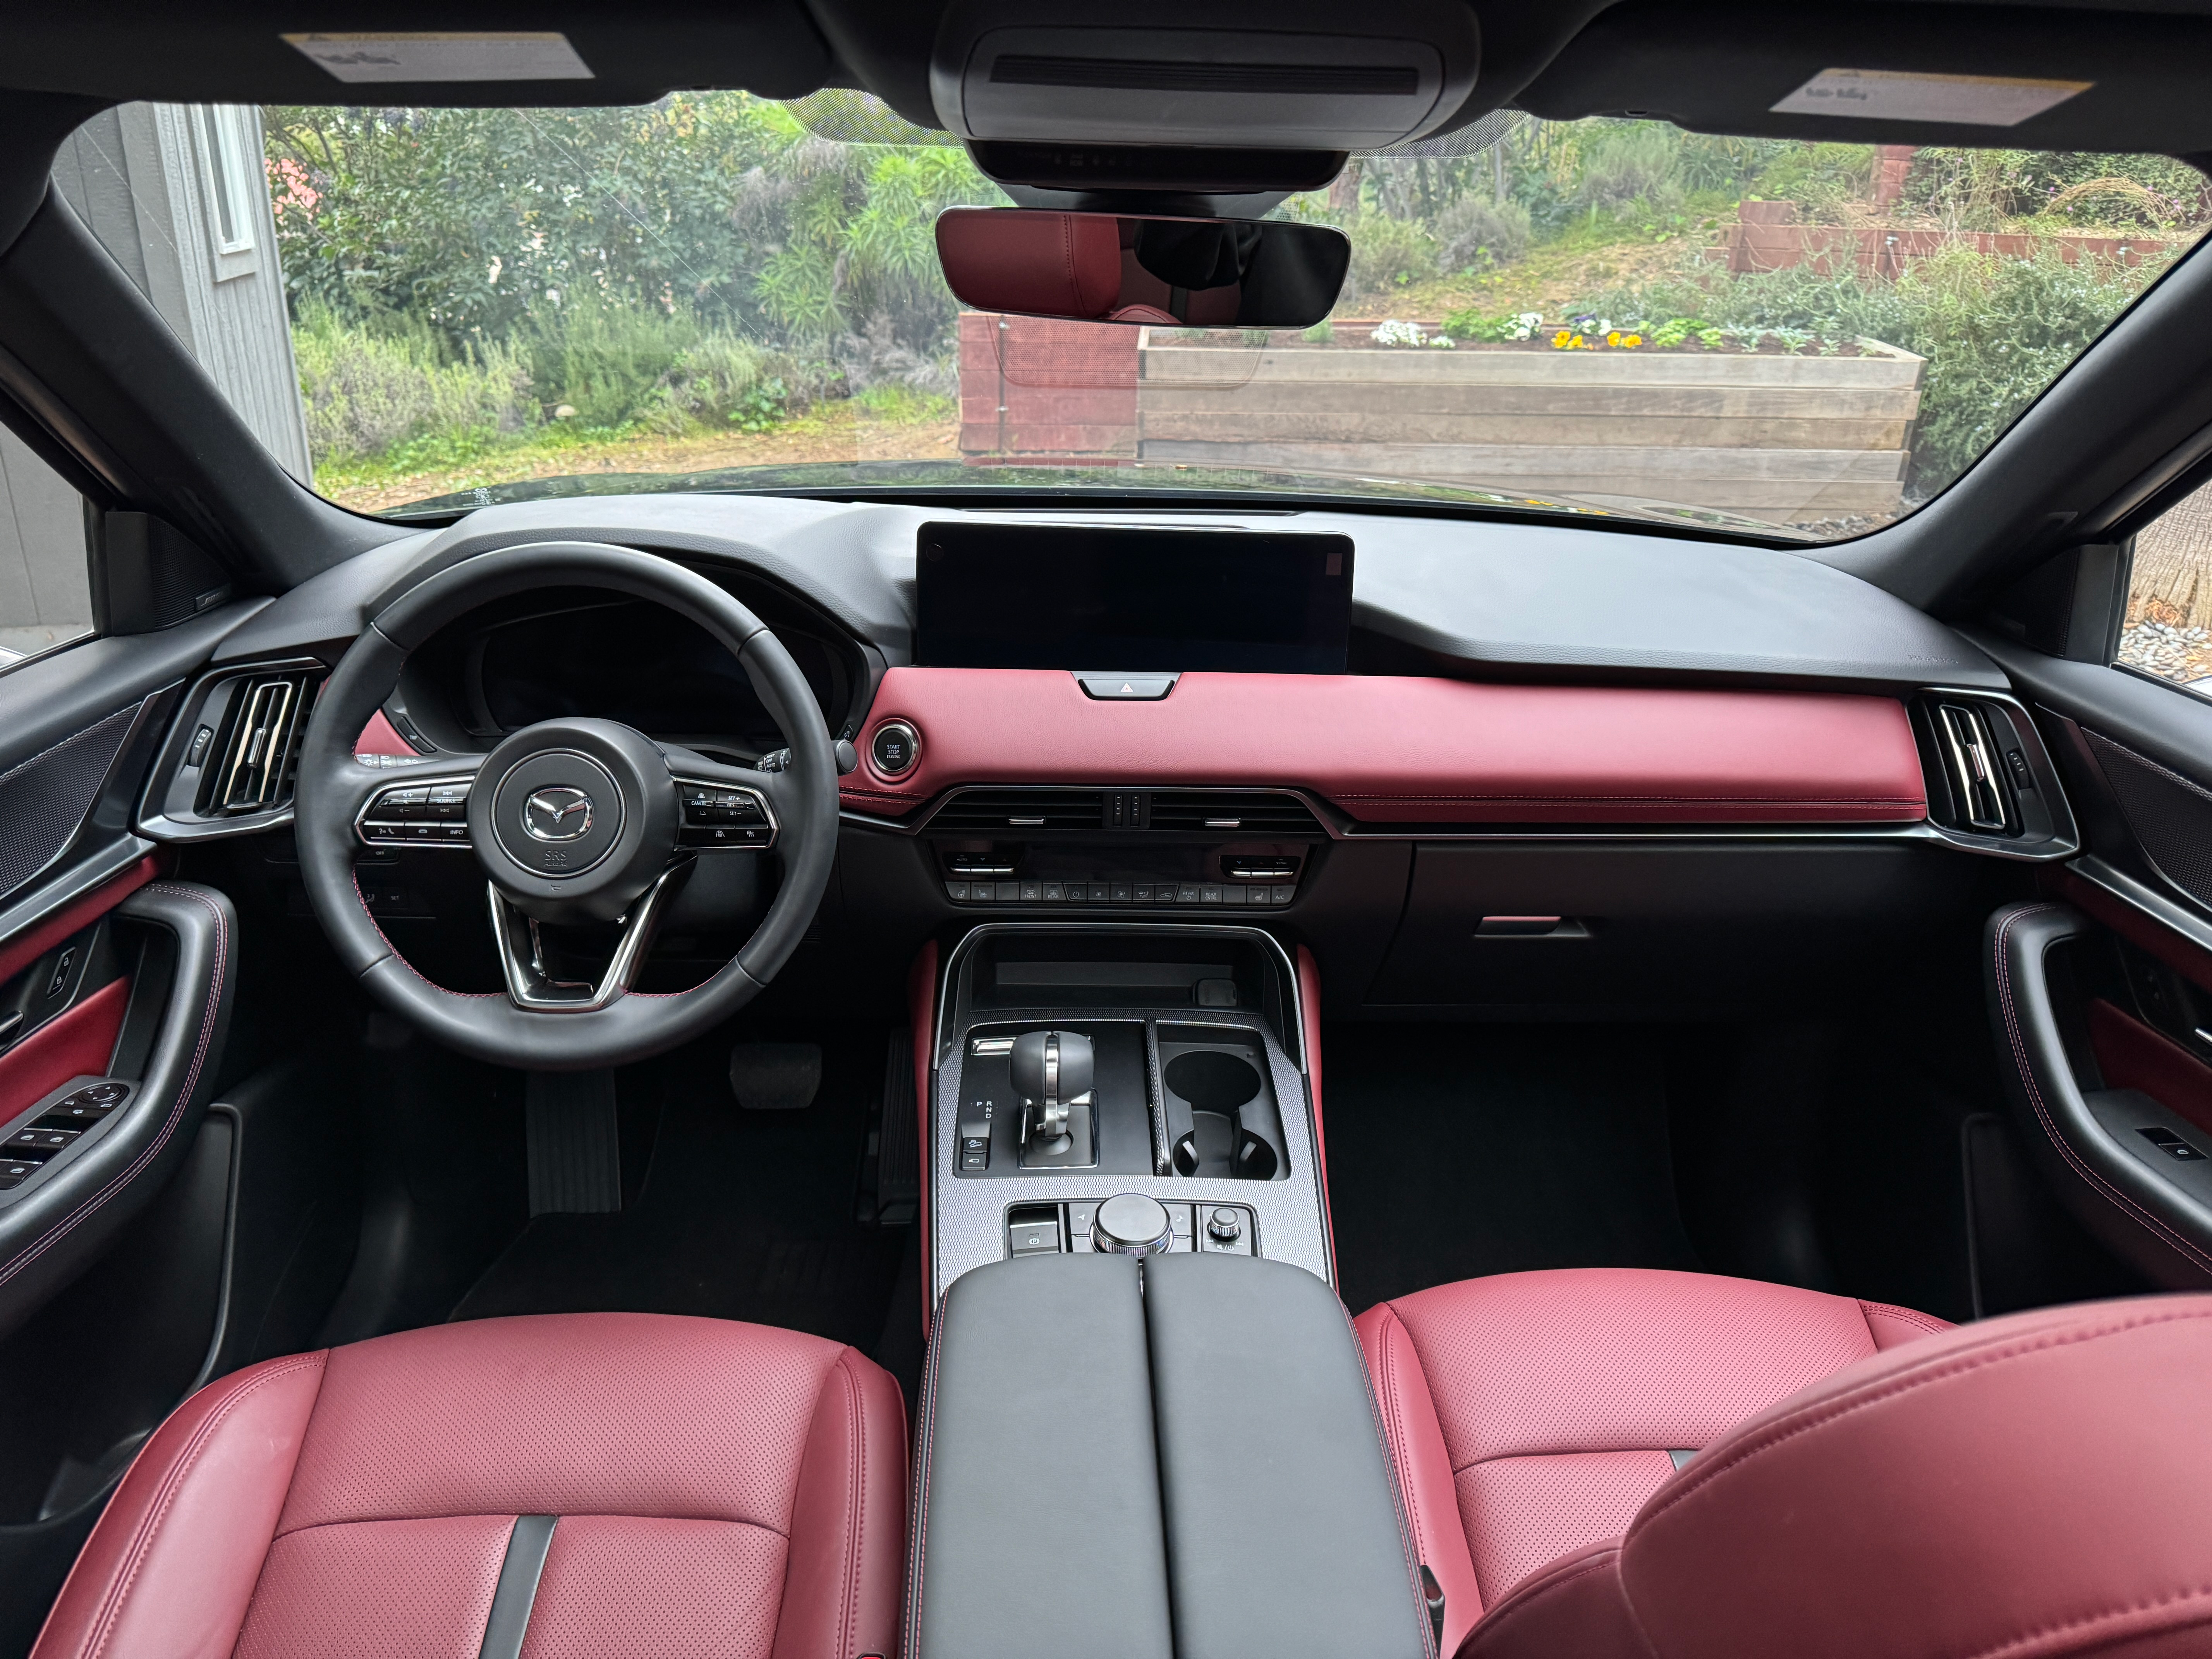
[{"x1": 924, "y1": 921, "x2": 1331, "y2": 1304}]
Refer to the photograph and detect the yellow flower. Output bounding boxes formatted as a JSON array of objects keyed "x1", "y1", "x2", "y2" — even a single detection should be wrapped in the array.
[
  {"x1": 1621, "y1": 333, "x2": 1643, "y2": 349},
  {"x1": 1552, "y1": 330, "x2": 1573, "y2": 349},
  {"x1": 1606, "y1": 330, "x2": 1622, "y2": 347}
]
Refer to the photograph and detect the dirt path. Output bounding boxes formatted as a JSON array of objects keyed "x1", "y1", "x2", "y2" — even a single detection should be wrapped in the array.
[{"x1": 326, "y1": 409, "x2": 960, "y2": 513}]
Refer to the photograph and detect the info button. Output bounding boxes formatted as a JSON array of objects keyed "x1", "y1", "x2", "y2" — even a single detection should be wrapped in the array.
[{"x1": 1076, "y1": 674, "x2": 1177, "y2": 701}]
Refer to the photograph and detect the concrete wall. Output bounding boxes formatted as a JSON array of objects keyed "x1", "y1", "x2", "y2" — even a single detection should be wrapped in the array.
[{"x1": 0, "y1": 104, "x2": 307, "y2": 661}]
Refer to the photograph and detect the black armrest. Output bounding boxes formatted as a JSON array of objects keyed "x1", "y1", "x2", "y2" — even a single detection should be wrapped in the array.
[
  {"x1": 910, "y1": 1250, "x2": 1432, "y2": 1659},
  {"x1": 910, "y1": 1252, "x2": 1174, "y2": 1659},
  {"x1": 1146, "y1": 1253, "x2": 1433, "y2": 1659}
]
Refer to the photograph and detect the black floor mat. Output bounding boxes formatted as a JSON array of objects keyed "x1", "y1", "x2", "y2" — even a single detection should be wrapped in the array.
[
  {"x1": 450, "y1": 1024, "x2": 911, "y2": 1355},
  {"x1": 1323, "y1": 1023, "x2": 1703, "y2": 1315}
]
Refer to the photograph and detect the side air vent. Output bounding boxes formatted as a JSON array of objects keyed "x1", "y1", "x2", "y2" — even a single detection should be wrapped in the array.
[
  {"x1": 932, "y1": 788, "x2": 1106, "y2": 831},
  {"x1": 1932, "y1": 702, "x2": 2016, "y2": 835},
  {"x1": 198, "y1": 671, "x2": 318, "y2": 816},
  {"x1": 1148, "y1": 791, "x2": 1324, "y2": 834}
]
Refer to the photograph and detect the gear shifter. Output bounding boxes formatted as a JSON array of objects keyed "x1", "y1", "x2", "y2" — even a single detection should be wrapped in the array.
[{"x1": 1009, "y1": 1030, "x2": 1093, "y2": 1155}]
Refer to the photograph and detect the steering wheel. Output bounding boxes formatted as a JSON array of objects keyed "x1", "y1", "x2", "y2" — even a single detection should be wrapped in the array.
[{"x1": 293, "y1": 542, "x2": 838, "y2": 1070}]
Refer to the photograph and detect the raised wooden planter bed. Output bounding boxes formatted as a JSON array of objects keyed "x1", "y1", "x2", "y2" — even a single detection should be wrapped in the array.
[
  {"x1": 1135, "y1": 326, "x2": 1925, "y2": 521},
  {"x1": 955, "y1": 314, "x2": 1926, "y2": 522}
]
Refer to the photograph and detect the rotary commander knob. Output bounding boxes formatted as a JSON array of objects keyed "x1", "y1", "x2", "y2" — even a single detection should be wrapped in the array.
[{"x1": 1091, "y1": 1194, "x2": 1174, "y2": 1257}]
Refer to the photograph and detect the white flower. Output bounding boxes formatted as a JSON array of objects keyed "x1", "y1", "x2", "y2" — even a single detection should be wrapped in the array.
[{"x1": 1372, "y1": 318, "x2": 1427, "y2": 347}]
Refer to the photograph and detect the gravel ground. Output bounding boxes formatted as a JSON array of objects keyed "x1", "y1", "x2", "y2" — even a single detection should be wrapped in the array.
[{"x1": 2118, "y1": 617, "x2": 2212, "y2": 691}]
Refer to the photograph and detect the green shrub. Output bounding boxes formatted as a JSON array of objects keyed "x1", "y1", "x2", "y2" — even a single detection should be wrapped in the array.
[
  {"x1": 1431, "y1": 196, "x2": 1532, "y2": 272},
  {"x1": 1576, "y1": 124, "x2": 1683, "y2": 213},
  {"x1": 1345, "y1": 213, "x2": 1440, "y2": 297},
  {"x1": 293, "y1": 306, "x2": 532, "y2": 468}
]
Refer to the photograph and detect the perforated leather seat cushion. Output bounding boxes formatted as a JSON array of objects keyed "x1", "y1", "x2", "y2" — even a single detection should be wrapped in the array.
[
  {"x1": 31, "y1": 1312, "x2": 908, "y2": 1659},
  {"x1": 1356, "y1": 1267, "x2": 1948, "y2": 1655}
]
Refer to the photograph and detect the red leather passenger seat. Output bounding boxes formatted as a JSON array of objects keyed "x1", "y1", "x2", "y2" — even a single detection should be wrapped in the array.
[
  {"x1": 31, "y1": 1313, "x2": 907, "y2": 1659},
  {"x1": 1357, "y1": 1268, "x2": 1951, "y2": 1654}
]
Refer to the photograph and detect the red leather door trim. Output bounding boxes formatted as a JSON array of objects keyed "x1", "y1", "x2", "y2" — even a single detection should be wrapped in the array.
[
  {"x1": 2089, "y1": 997, "x2": 2212, "y2": 1135},
  {"x1": 842, "y1": 670, "x2": 1927, "y2": 825},
  {"x1": 0, "y1": 855, "x2": 161, "y2": 989},
  {"x1": 0, "y1": 974, "x2": 130, "y2": 1118}
]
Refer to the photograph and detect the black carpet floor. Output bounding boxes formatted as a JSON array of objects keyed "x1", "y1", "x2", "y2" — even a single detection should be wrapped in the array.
[
  {"x1": 1323, "y1": 1023, "x2": 1703, "y2": 1316},
  {"x1": 450, "y1": 1024, "x2": 912, "y2": 1358}
]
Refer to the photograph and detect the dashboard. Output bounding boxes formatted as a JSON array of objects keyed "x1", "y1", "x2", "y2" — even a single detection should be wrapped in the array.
[{"x1": 173, "y1": 493, "x2": 2080, "y2": 1013}]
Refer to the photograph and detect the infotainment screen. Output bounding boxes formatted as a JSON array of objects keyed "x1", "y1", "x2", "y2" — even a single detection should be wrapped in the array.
[{"x1": 915, "y1": 523, "x2": 1353, "y2": 673}]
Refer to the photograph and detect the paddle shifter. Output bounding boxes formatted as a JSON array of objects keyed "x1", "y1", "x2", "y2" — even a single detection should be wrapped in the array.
[{"x1": 1009, "y1": 1030, "x2": 1093, "y2": 1159}]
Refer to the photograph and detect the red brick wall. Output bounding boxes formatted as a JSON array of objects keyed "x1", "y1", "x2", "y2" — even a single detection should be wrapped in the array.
[{"x1": 957, "y1": 312, "x2": 1138, "y2": 464}]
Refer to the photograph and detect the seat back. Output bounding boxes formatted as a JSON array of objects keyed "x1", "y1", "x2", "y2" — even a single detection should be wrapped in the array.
[{"x1": 1464, "y1": 1294, "x2": 2212, "y2": 1659}]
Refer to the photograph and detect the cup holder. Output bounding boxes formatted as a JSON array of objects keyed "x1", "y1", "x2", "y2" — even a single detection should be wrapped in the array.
[
  {"x1": 1163, "y1": 1045, "x2": 1281, "y2": 1180},
  {"x1": 1165, "y1": 1051, "x2": 1262, "y2": 1113}
]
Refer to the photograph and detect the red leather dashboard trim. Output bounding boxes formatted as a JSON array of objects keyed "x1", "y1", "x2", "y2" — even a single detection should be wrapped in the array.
[
  {"x1": 842, "y1": 670, "x2": 1927, "y2": 825},
  {"x1": 0, "y1": 854, "x2": 163, "y2": 990},
  {"x1": 0, "y1": 974, "x2": 130, "y2": 1119}
]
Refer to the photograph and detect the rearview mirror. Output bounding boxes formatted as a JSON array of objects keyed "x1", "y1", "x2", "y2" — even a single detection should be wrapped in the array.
[{"x1": 935, "y1": 208, "x2": 1349, "y2": 330}]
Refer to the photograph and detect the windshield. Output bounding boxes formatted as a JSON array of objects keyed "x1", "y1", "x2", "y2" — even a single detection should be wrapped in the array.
[{"x1": 67, "y1": 97, "x2": 2209, "y2": 538}]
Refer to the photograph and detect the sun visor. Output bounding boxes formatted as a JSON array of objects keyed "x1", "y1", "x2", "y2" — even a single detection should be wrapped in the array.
[{"x1": 929, "y1": 0, "x2": 1479, "y2": 153}]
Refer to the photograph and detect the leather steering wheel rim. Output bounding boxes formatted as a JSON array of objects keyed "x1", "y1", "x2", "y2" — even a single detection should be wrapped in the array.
[{"x1": 293, "y1": 541, "x2": 839, "y2": 1071}]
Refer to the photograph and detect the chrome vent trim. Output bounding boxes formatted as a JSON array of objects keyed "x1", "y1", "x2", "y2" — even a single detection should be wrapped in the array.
[
  {"x1": 204, "y1": 671, "x2": 318, "y2": 816},
  {"x1": 1147, "y1": 791, "x2": 1325, "y2": 834},
  {"x1": 1934, "y1": 701, "x2": 2013, "y2": 834},
  {"x1": 931, "y1": 788, "x2": 1106, "y2": 831}
]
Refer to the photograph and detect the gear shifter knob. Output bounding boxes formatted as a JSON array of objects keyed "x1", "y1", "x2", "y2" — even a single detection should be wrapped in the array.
[{"x1": 1009, "y1": 1029, "x2": 1093, "y2": 1141}]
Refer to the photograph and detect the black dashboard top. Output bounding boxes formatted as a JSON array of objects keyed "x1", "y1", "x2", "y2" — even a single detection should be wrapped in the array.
[{"x1": 211, "y1": 493, "x2": 2005, "y2": 696}]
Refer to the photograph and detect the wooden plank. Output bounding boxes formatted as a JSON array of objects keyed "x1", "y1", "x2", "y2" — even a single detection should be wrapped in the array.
[
  {"x1": 1139, "y1": 347, "x2": 1925, "y2": 388},
  {"x1": 1134, "y1": 381, "x2": 1921, "y2": 420},
  {"x1": 1137, "y1": 410, "x2": 1912, "y2": 449},
  {"x1": 1137, "y1": 439, "x2": 1907, "y2": 482}
]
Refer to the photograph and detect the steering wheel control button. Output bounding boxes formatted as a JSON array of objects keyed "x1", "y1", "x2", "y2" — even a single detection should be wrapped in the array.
[
  {"x1": 869, "y1": 720, "x2": 921, "y2": 778},
  {"x1": 675, "y1": 782, "x2": 776, "y2": 849},
  {"x1": 358, "y1": 775, "x2": 480, "y2": 848},
  {"x1": 491, "y1": 750, "x2": 624, "y2": 879},
  {"x1": 1091, "y1": 1193, "x2": 1175, "y2": 1257}
]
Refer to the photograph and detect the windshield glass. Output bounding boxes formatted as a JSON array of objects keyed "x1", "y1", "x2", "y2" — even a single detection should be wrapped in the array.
[{"x1": 67, "y1": 97, "x2": 2210, "y2": 538}]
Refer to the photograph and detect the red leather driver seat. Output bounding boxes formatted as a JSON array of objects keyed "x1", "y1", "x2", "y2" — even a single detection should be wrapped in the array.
[
  {"x1": 30, "y1": 1312, "x2": 907, "y2": 1659},
  {"x1": 1363, "y1": 1270, "x2": 2212, "y2": 1659}
]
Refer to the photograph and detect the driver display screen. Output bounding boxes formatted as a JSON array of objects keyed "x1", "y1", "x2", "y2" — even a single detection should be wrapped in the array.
[{"x1": 915, "y1": 523, "x2": 1354, "y2": 673}]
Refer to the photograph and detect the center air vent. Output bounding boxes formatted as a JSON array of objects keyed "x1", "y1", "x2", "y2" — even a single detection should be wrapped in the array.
[
  {"x1": 198, "y1": 670, "x2": 319, "y2": 816},
  {"x1": 1148, "y1": 791, "x2": 1324, "y2": 834},
  {"x1": 932, "y1": 789, "x2": 1107, "y2": 831}
]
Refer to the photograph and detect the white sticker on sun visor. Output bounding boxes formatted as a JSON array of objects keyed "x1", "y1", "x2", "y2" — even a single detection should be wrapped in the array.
[
  {"x1": 1770, "y1": 69, "x2": 2089, "y2": 127},
  {"x1": 283, "y1": 33, "x2": 594, "y2": 83}
]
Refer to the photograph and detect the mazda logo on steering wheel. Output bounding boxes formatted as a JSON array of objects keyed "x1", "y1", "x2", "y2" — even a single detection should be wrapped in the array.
[{"x1": 522, "y1": 787, "x2": 595, "y2": 841}]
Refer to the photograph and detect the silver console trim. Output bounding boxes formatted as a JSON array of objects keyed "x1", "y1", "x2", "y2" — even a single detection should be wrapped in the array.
[{"x1": 926, "y1": 922, "x2": 1328, "y2": 1304}]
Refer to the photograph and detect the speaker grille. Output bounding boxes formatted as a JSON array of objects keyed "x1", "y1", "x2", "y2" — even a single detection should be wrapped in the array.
[{"x1": 2085, "y1": 730, "x2": 2212, "y2": 908}]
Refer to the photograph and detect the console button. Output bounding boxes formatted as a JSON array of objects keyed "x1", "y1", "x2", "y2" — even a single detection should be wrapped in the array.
[
  {"x1": 1132, "y1": 883, "x2": 1154, "y2": 902},
  {"x1": 1199, "y1": 884, "x2": 1223, "y2": 904},
  {"x1": 1219, "y1": 885, "x2": 1247, "y2": 905},
  {"x1": 945, "y1": 881, "x2": 970, "y2": 901},
  {"x1": 1178, "y1": 883, "x2": 1202, "y2": 903},
  {"x1": 1206, "y1": 1206, "x2": 1243, "y2": 1242},
  {"x1": 1111, "y1": 883, "x2": 1132, "y2": 902},
  {"x1": 1076, "y1": 674, "x2": 1176, "y2": 700},
  {"x1": 1008, "y1": 1218, "x2": 1061, "y2": 1254},
  {"x1": 997, "y1": 881, "x2": 1020, "y2": 902},
  {"x1": 1042, "y1": 882, "x2": 1065, "y2": 902},
  {"x1": 1089, "y1": 881, "x2": 1111, "y2": 902},
  {"x1": 1273, "y1": 884, "x2": 1297, "y2": 905}
]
